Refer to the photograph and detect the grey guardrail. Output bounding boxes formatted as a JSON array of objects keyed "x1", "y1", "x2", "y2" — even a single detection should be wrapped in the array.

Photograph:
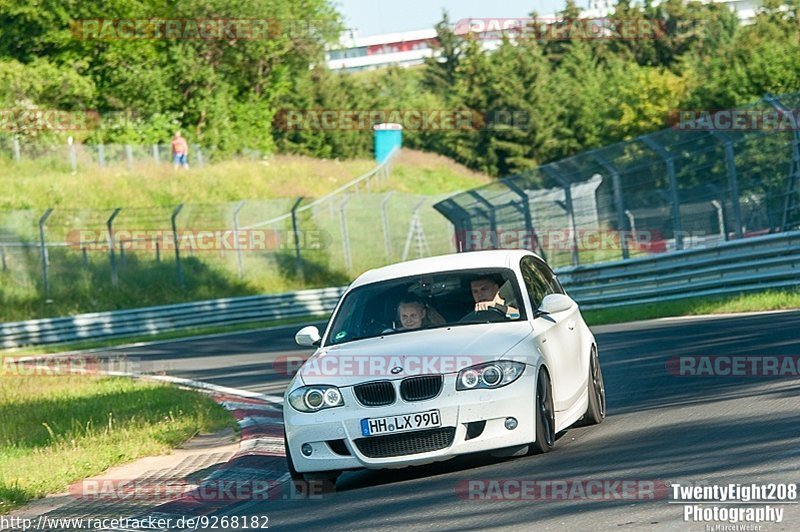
[
  {"x1": 1, "y1": 286, "x2": 346, "y2": 348},
  {"x1": 557, "y1": 230, "x2": 800, "y2": 310},
  {"x1": 3, "y1": 232, "x2": 799, "y2": 348}
]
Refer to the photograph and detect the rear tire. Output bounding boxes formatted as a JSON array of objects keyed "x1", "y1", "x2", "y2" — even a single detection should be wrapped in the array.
[
  {"x1": 528, "y1": 369, "x2": 555, "y2": 454},
  {"x1": 582, "y1": 345, "x2": 606, "y2": 425}
]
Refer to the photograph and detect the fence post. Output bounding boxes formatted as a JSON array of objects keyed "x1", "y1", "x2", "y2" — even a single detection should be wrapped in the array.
[
  {"x1": 67, "y1": 137, "x2": 77, "y2": 173},
  {"x1": 97, "y1": 144, "x2": 106, "y2": 167},
  {"x1": 152, "y1": 144, "x2": 160, "y2": 163},
  {"x1": 12, "y1": 137, "x2": 20, "y2": 162},
  {"x1": 708, "y1": 130, "x2": 744, "y2": 239},
  {"x1": 155, "y1": 240, "x2": 160, "y2": 262},
  {"x1": 39, "y1": 208, "x2": 53, "y2": 300},
  {"x1": 106, "y1": 208, "x2": 121, "y2": 287},
  {"x1": 291, "y1": 197, "x2": 305, "y2": 282},
  {"x1": 642, "y1": 136, "x2": 683, "y2": 250},
  {"x1": 339, "y1": 195, "x2": 352, "y2": 274},
  {"x1": 1, "y1": 246, "x2": 6, "y2": 271},
  {"x1": 195, "y1": 146, "x2": 204, "y2": 167},
  {"x1": 381, "y1": 192, "x2": 394, "y2": 261},
  {"x1": 82, "y1": 247, "x2": 88, "y2": 268},
  {"x1": 233, "y1": 201, "x2": 246, "y2": 279},
  {"x1": 125, "y1": 144, "x2": 133, "y2": 170},
  {"x1": 763, "y1": 94, "x2": 800, "y2": 232},
  {"x1": 171, "y1": 204, "x2": 185, "y2": 290},
  {"x1": 593, "y1": 155, "x2": 629, "y2": 259}
]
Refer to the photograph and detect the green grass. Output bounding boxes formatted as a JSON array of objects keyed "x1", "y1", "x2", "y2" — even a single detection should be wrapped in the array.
[
  {"x1": 583, "y1": 289, "x2": 800, "y2": 326},
  {"x1": 0, "y1": 149, "x2": 487, "y2": 211},
  {"x1": 0, "y1": 148, "x2": 488, "y2": 322},
  {"x1": 0, "y1": 375, "x2": 237, "y2": 513}
]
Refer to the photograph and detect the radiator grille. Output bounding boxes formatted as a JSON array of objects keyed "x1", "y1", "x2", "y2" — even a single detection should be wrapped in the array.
[
  {"x1": 400, "y1": 375, "x2": 443, "y2": 402},
  {"x1": 353, "y1": 381, "x2": 395, "y2": 407},
  {"x1": 354, "y1": 427, "x2": 456, "y2": 458}
]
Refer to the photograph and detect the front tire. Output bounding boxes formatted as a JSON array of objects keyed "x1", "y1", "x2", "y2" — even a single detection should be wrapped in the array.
[
  {"x1": 582, "y1": 345, "x2": 606, "y2": 425},
  {"x1": 528, "y1": 369, "x2": 555, "y2": 454}
]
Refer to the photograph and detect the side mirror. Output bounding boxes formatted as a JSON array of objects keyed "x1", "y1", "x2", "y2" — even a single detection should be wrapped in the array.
[
  {"x1": 295, "y1": 326, "x2": 321, "y2": 347},
  {"x1": 535, "y1": 294, "x2": 574, "y2": 318}
]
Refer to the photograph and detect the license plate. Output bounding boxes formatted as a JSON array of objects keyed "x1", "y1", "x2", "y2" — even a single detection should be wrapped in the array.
[{"x1": 360, "y1": 410, "x2": 441, "y2": 436}]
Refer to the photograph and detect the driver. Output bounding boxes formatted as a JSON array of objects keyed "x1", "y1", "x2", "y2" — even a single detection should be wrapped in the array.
[{"x1": 469, "y1": 276, "x2": 519, "y2": 318}]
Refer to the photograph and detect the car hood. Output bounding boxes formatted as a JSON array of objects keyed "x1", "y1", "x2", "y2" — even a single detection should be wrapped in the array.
[{"x1": 299, "y1": 321, "x2": 533, "y2": 387}]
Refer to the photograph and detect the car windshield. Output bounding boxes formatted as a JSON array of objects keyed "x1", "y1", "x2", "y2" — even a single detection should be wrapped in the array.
[{"x1": 325, "y1": 268, "x2": 526, "y2": 346}]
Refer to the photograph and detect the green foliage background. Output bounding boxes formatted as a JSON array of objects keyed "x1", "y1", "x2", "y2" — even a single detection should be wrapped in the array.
[{"x1": 1, "y1": 0, "x2": 799, "y2": 176}]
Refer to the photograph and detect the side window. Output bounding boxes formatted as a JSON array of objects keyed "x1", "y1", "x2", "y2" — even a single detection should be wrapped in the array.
[
  {"x1": 532, "y1": 258, "x2": 565, "y2": 295},
  {"x1": 519, "y1": 257, "x2": 549, "y2": 309}
]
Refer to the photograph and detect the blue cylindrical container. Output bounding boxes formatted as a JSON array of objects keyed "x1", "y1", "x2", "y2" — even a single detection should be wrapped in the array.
[{"x1": 373, "y1": 123, "x2": 402, "y2": 163}]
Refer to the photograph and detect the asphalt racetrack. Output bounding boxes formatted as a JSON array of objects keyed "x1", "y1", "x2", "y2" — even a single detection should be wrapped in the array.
[{"x1": 95, "y1": 310, "x2": 800, "y2": 531}]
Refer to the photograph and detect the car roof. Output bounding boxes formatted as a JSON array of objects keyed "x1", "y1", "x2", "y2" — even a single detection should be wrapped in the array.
[{"x1": 350, "y1": 249, "x2": 539, "y2": 289}]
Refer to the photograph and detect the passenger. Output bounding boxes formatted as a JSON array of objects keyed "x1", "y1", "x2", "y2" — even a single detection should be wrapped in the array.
[{"x1": 397, "y1": 298, "x2": 446, "y2": 330}]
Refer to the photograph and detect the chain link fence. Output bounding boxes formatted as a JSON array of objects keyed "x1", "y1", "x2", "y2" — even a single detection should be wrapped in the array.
[
  {"x1": 435, "y1": 93, "x2": 800, "y2": 270},
  {"x1": 0, "y1": 150, "x2": 459, "y2": 313},
  {"x1": 0, "y1": 139, "x2": 218, "y2": 170}
]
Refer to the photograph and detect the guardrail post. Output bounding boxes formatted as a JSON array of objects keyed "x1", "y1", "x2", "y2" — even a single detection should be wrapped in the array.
[
  {"x1": 593, "y1": 155, "x2": 629, "y2": 259},
  {"x1": 233, "y1": 201, "x2": 246, "y2": 278},
  {"x1": 97, "y1": 143, "x2": 106, "y2": 167},
  {"x1": 339, "y1": 195, "x2": 352, "y2": 274},
  {"x1": 172, "y1": 204, "x2": 185, "y2": 290},
  {"x1": 291, "y1": 197, "x2": 305, "y2": 282},
  {"x1": 12, "y1": 137, "x2": 20, "y2": 162},
  {"x1": 38, "y1": 208, "x2": 53, "y2": 300},
  {"x1": 106, "y1": 208, "x2": 122, "y2": 287},
  {"x1": 381, "y1": 192, "x2": 394, "y2": 261}
]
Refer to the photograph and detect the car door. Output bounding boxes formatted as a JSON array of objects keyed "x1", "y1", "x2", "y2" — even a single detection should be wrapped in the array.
[{"x1": 520, "y1": 256, "x2": 584, "y2": 412}]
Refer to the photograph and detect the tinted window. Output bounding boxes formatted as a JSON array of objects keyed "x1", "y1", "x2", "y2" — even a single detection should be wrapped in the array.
[
  {"x1": 326, "y1": 268, "x2": 527, "y2": 346},
  {"x1": 519, "y1": 256, "x2": 549, "y2": 309}
]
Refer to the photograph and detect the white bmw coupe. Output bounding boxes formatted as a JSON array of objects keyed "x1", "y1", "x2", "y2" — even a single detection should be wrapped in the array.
[{"x1": 284, "y1": 249, "x2": 605, "y2": 483}]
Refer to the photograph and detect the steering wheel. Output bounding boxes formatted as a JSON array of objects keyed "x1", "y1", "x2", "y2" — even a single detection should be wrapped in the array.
[{"x1": 461, "y1": 305, "x2": 508, "y2": 323}]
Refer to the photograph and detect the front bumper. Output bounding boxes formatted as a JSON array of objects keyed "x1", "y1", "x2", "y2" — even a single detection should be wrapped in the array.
[{"x1": 285, "y1": 366, "x2": 536, "y2": 473}]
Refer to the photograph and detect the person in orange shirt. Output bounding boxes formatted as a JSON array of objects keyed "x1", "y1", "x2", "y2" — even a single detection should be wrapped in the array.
[{"x1": 171, "y1": 131, "x2": 189, "y2": 169}]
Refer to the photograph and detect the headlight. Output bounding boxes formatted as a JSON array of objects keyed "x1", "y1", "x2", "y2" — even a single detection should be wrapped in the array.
[
  {"x1": 456, "y1": 361, "x2": 525, "y2": 391},
  {"x1": 288, "y1": 385, "x2": 345, "y2": 412}
]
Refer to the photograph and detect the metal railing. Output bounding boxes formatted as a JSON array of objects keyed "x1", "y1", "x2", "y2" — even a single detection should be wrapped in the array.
[
  {"x1": 560, "y1": 230, "x2": 800, "y2": 310},
  {"x1": 3, "y1": 231, "x2": 798, "y2": 348},
  {"x1": 0, "y1": 286, "x2": 345, "y2": 348}
]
